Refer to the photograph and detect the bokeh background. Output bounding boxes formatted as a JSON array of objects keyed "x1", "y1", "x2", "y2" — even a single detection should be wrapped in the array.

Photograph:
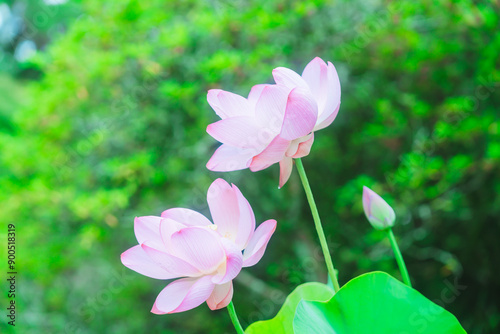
[{"x1": 1, "y1": 0, "x2": 499, "y2": 333}]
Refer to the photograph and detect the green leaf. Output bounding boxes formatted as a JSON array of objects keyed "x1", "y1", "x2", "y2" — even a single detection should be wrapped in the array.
[
  {"x1": 245, "y1": 282, "x2": 334, "y2": 334},
  {"x1": 293, "y1": 272, "x2": 466, "y2": 334}
]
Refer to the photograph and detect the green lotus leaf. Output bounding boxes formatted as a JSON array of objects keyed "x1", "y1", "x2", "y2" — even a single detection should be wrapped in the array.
[
  {"x1": 293, "y1": 271, "x2": 466, "y2": 334},
  {"x1": 245, "y1": 282, "x2": 334, "y2": 333}
]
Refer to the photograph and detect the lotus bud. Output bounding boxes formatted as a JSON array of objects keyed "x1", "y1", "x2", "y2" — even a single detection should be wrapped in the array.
[{"x1": 362, "y1": 186, "x2": 396, "y2": 230}]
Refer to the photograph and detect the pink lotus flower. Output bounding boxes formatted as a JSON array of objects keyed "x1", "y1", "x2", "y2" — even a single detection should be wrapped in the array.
[
  {"x1": 121, "y1": 179, "x2": 276, "y2": 314},
  {"x1": 206, "y1": 57, "x2": 341, "y2": 188},
  {"x1": 362, "y1": 186, "x2": 396, "y2": 230}
]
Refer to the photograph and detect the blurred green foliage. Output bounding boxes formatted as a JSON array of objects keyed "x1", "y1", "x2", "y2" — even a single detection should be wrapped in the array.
[
  {"x1": 0, "y1": 0, "x2": 81, "y2": 77},
  {"x1": 1, "y1": 0, "x2": 499, "y2": 333}
]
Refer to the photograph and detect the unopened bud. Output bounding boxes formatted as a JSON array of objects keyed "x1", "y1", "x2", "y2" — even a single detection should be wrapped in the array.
[{"x1": 362, "y1": 186, "x2": 395, "y2": 230}]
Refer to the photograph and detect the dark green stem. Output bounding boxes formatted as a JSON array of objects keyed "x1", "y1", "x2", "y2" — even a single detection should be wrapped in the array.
[
  {"x1": 386, "y1": 228, "x2": 412, "y2": 287},
  {"x1": 227, "y1": 301, "x2": 245, "y2": 334},
  {"x1": 295, "y1": 158, "x2": 340, "y2": 292}
]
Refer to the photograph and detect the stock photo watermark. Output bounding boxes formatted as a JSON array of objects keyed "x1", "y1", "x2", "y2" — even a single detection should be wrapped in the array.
[{"x1": 5, "y1": 224, "x2": 17, "y2": 327}]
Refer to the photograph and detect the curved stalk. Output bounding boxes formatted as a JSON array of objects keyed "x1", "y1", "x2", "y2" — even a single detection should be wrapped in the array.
[
  {"x1": 386, "y1": 228, "x2": 412, "y2": 287},
  {"x1": 295, "y1": 158, "x2": 340, "y2": 292},
  {"x1": 227, "y1": 301, "x2": 245, "y2": 334}
]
